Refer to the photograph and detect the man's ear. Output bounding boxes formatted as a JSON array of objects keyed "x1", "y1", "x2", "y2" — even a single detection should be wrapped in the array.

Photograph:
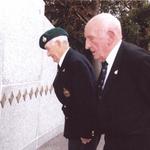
[
  {"x1": 107, "y1": 30, "x2": 115, "y2": 45},
  {"x1": 55, "y1": 39, "x2": 62, "y2": 47}
]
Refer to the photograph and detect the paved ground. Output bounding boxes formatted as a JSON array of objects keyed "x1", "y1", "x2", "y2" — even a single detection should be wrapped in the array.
[{"x1": 38, "y1": 133, "x2": 104, "y2": 150}]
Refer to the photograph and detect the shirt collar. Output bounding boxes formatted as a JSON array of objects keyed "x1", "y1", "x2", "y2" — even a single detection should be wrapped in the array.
[
  {"x1": 58, "y1": 47, "x2": 70, "y2": 67},
  {"x1": 106, "y1": 40, "x2": 122, "y2": 66}
]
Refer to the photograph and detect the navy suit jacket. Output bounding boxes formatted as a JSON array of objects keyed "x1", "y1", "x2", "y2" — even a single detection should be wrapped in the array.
[
  {"x1": 53, "y1": 48, "x2": 98, "y2": 139},
  {"x1": 98, "y1": 41, "x2": 150, "y2": 136}
]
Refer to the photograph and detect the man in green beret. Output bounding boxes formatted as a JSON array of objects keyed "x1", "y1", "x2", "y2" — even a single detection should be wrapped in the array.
[{"x1": 39, "y1": 27, "x2": 100, "y2": 150}]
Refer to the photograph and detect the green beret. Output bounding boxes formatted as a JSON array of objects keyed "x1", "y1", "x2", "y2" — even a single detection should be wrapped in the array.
[{"x1": 39, "y1": 27, "x2": 69, "y2": 49}]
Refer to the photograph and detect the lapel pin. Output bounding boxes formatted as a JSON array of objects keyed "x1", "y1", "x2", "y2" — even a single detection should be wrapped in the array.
[
  {"x1": 114, "y1": 70, "x2": 118, "y2": 75},
  {"x1": 62, "y1": 68, "x2": 65, "y2": 72}
]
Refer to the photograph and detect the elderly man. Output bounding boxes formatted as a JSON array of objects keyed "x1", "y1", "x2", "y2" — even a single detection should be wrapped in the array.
[
  {"x1": 39, "y1": 27, "x2": 100, "y2": 150},
  {"x1": 84, "y1": 13, "x2": 150, "y2": 150}
]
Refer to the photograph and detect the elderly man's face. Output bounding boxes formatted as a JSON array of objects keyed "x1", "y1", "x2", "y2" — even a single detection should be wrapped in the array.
[
  {"x1": 84, "y1": 22, "x2": 109, "y2": 62},
  {"x1": 45, "y1": 40, "x2": 61, "y2": 63}
]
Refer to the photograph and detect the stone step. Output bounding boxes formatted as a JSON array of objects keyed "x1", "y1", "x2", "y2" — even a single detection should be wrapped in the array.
[{"x1": 38, "y1": 133, "x2": 104, "y2": 150}]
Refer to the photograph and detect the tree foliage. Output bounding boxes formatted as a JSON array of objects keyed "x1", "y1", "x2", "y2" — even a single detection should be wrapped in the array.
[
  {"x1": 100, "y1": 0, "x2": 150, "y2": 50},
  {"x1": 44, "y1": 0, "x2": 100, "y2": 62},
  {"x1": 44, "y1": 0, "x2": 150, "y2": 55}
]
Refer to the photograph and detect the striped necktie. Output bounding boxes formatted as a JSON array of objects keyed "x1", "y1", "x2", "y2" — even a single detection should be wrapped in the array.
[{"x1": 97, "y1": 61, "x2": 108, "y2": 99}]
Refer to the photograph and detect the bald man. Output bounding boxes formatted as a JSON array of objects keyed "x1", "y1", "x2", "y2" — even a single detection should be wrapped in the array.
[{"x1": 84, "y1": 13, "x2": 150, "y2": 150}]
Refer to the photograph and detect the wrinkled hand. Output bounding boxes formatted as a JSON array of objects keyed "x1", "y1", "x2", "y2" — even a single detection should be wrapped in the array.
[{"x1": 81, "y1": 137, "x2": 92, "y2": 144}]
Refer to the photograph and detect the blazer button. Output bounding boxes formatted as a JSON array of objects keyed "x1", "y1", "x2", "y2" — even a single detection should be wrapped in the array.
[
  {"x1": 98, "y1": 95, "x2": 102, "y2": 99},
  {"x1": 98, "y1": 85, "x2": 101, "y2": 88},
  {"x1": 92, "y1": 130, "x2": 94, "y2": 136},
  {"x1": 64, "y1": 105, "x2": 67, "y2": 108},
  {"x1": 65, "y1": 117, "x2": 68, "y2": 120}
]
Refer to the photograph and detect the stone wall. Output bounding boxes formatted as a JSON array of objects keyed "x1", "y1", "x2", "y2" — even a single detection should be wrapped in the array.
[{"x1": 0, "y1": 0, "x2": 64, "y2": 150}]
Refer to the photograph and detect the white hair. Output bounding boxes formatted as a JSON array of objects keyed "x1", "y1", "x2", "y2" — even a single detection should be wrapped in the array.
[{"x1": 50, "y1": 35, "x2": 68, "y2": 43}]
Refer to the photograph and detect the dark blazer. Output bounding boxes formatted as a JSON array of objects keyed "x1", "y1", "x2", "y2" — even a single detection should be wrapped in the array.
[
  {"x1": 98, "y1": 41, "x2": 150, "y2": 136},
  {"x1": 53, "y1": 48, "x2": 97, "y2": 139}
]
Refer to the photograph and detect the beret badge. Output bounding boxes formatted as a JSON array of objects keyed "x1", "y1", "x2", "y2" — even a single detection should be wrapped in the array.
[
  {"x1": 42, "y1": 36, "x2": 47, "y2": 43},
  {"x1": 39, "y1": 27, "x2": 69, "y2": 49}
]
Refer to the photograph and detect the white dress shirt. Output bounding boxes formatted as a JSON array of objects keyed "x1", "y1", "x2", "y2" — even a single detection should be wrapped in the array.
[
  {"x1": 103, "y1": 40, "x2": 122, "y2": 87},
  {"x1": 58, "y1": 47, "x2": 70, "y2": 67}
]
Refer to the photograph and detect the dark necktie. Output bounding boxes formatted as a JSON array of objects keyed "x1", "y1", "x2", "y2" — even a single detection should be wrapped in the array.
[
  {"x1": 57, "y1": 64, "x2": 60, "y2": 72},
  {"x1": 97, "y1": 61, "x2": 108, "y2": 99}
]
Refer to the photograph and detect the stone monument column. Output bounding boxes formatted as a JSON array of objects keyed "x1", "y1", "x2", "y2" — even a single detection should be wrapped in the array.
[{"x1": 0, "y1": 0, "x2": 64, "y2": 150}]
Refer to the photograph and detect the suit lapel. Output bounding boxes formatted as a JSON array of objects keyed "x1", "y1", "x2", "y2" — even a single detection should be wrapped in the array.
[
  {"x1": 54, "y1": 48, "x2": 73, "y2": 84},
  {"x1": 102, "y1": 41, "x2": 125, "y2": 96},
  {"x1": 60, "y1": 48, "x2": 72, "y2": 72}
]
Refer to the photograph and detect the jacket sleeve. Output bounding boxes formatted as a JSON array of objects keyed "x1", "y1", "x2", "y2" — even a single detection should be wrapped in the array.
[
  {"x1": 137, "y1": 55, "x2": 150, "y2": 104},
  {"x1": 70, "y1": 60, "x2": 98, "y2": 138}
]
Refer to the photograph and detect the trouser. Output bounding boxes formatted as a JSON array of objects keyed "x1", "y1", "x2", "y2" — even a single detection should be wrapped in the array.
[
  {"x1": 68, "y1": 135, "x2": 100, "y2": 150},
  {"x1": 104, "y1": 134, "x2": 150, "y2": 150}
]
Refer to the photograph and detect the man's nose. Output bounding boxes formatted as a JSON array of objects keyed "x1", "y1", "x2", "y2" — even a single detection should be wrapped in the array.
[{"x1": 85, "y1": 40, "x2": 90, "y2": 50}]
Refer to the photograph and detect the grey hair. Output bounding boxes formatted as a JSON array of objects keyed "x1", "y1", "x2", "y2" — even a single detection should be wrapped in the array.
[{"x1": 50, "y1": 35, "x2": 68, "y2": 43}]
